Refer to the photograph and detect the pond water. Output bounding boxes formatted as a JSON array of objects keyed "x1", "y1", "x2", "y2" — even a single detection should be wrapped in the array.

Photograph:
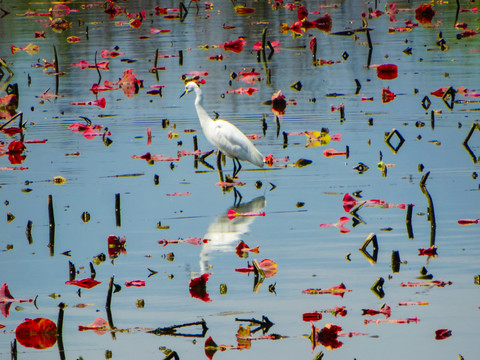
[{"x1": 1, "y1": 0, "x2": 479, "y2": 359}]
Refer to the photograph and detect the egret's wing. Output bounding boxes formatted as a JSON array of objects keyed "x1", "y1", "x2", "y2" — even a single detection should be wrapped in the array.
[{"x1": 213, "y1": 120, "x2": 264, "y2": 167}]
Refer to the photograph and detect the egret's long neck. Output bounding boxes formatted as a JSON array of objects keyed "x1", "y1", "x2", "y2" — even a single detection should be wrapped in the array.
[{"x1": 194, "y1": 88, "x2": 212, "y2": 129}]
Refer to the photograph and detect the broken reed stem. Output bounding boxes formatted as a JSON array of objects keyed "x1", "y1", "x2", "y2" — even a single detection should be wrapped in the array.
[
  {"x1": 193, "y1": 135, "x2": 198, "y2": 169},
  {"x1": 419, "y1": 171, "x2": 436, "y2": 247},
  {"x1": 366, "y1": 29, "x2": 373, "y2": 50},
  {"x1": 94, "y1": 50, "x2": 101, "y2": 84},
  {"x1": 48, "y1": 195, "x2": 55, "y2": 228},
  {"x1": 178, "y1": 50, "x2": 183, "y2": 66},
  {"x1": 57, "y1": 303, "x2": 66, "y2": 360},
  {"x1": 391, "y1": 250, "x2": 400, "y2": 273},
  {"x1": 216, "y1": 151, "x2": 224, "y2": 183},
  {"x1": 25, "y1": 220, "x2": 33, "y2": 244},
  {"x1": 430, "y1": 110, "x2": 435, "y2": 129},
  {"x1": 261, "y1": 27, "x2": 268, "y2": 64},
  {"x1": 115, "y1": 193, "x2": 121, "y2": 227},
  {"x1": 106, "y1": 276, "x2": 114, "y2": 309},
  {"x1": 406, "y1": 204, "x2": 414, "y2": 239},
  {"x1": 53, "y1": 44, "x2": 59, "y2": 95},
  {"x1": 154, "y1": 48, "x2": 159, "y2": 81},
  {"x1": 105, "y1": 275, "x2": 116, "y2": 340},
  {"x1": 48, "y1": 195, "x2": 55, "y2": 256},
  {"x1": 10, "y1": 338, "x2": 17, "y2": 360}
]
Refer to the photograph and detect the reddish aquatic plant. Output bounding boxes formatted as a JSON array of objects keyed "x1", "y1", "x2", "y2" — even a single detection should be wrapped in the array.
[
  {"x1": 415, "y1": 4, "x2": 436, "y2": 25},
  {"x1": 70, "y1": 97, "x2": 106, "y2": 108},
  {"x1": 376, "y1": 64, "x2": 398, "y2": 80},
  {"x1": 319, "y1": 217, "x2": 350, "y2": 233},
  {"x1": 118, "y1": 69, "x2": 142, "y2": 97},
  {"x1": 302, "y1": 283, "x2": 352, "y2": 297},
  {"x1": 435, "y1": 329, "x2": 452, "y2": 340},
  {"x1": 323, "y1": 148, "x2": 347, "y2": 157},
  {"x1": 362, "y1": 304, "x2": 391, "y2": 318},
  {"x1": 125, "y1": 280, "x2": 145, "y2": 287},
  {"x1": 158, "y1": 237, "x2": 210, "y2": 246},
  {"x1": 108, "y1": 235, "x2": 126, "y2": 258},
  {"x1": 309, "y1": 323, "x2": 343, "y2": 350},
  {"x1": 6, "y1": 140, "x2": 26, "y2": 164},
  {"x1": 303, "y1": 312, "x2": 322, "y2": 322},
  {"x1": 65, "y1": 278, "x2": 101, "y2": 289},
  {"x1": 264, "y1": 153, "x2": 289, "y2": 167},
  {"x1": 0, "y1": 283, "x2": 33, "y2": 317},
  {"x1": 78, "y1": 317, "x2": 110, "y2": 335},
  {"x1": 235, "y1": 259, "x2": 278, "y2": 278},
  {"x1": 400, "y1": 280, "x2": 452, "y2": 287},
  {"x1": 11, "y1": 43, "x2": 39, "y2": 55},
  {"x1": 189, "y1": 273, "x2": 211, "y2": 302},
  {"x1": 234, "y1": 5, "x2": 254, "y2": 15},
  {"x1": 227, "y1": 209, "x2": 265, "y2": 220},
  {"x1": 253, "y1": 40, "x2": 280, "y2": 52},
  {"x1": 271, "y1": 90, "x2": 286, "y2": 115},
  {"x1": 418, "y1": 245, "x2": 438, "y2": 257},
  {"x1": 235, "y1": 240, "x2": 259, "y2": 257},
  {"x1": 364, "y1": 317, "x2": 419, "y2": 325},
  {"x1": 226, "y1": 87, "x2": 259, "y2": 96},
  {"x1": 458, "y1": 218, "x2": 480, "y2": 225},
  {"x1": 219, "y1": 37, "x2": 246, "y2": 53},
  {"x1": 15, "y1": 318, "x2": 57, "y2": 349},
  {"x1": 166, "y1": 192, "x2": 190, "y2": 196},
  {"x1": 382, "y1": 87, "x2": 396, "y2": 103},
  {"x1": 100, "y1": 50, "x2": 125, "y2": 58}
]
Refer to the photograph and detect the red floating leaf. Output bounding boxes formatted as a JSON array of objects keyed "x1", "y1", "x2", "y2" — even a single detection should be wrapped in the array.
[
  {"x1": 15, "y1": 318, "x2": 57, "y2": 349},
  {"x1": 65, "y1": 278, "x2": 101, "y2": 289},
  {"x1": 377, "y1": 64, "x2": 398, "y2": 80}
]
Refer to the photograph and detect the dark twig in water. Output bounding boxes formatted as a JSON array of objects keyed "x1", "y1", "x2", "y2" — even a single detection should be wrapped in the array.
[
  {"x1": 420, "y1": 171, "x2": 436, "y2": 247},
  {"x1": 148, "y1": 319, "x2": 208, "y2": 338},
  {"x1": 94, "y1": 50, "x2": 101, "y2": 85},
  {"x1": 462, "y1": 122, "x2": 480, "y2": 163},
  {"x1": 115, "y1": 193, "x2": 121, "y2": 227},
  {"x1": 25, "y1": 220, "x2": 33, "y2": 244},
  {"x1": 48, "y1": 195, "x2": 55, "y2": 256},
  {"x1": 406, "y1": 204, "x2": 414, "y2": 239},
  {"x1": 10, "y1": 339, "x2": 17, "y2": 360}
]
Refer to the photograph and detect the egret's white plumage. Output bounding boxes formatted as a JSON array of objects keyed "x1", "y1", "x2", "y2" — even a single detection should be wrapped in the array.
[{"x1": 180, "y1": 82, "x2": 264, "y2": 177}]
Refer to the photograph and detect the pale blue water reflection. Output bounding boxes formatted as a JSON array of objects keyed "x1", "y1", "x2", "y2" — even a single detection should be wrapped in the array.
[{"x1": 1, "y1": 1, "x2": 479, "y2": 359}]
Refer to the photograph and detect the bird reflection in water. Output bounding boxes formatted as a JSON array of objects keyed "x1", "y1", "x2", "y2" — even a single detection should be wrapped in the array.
[{"x1": 200, "y1": 196, "x2": 266, "y2": 274}]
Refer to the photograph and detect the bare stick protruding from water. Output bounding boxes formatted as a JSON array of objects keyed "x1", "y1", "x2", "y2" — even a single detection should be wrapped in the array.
[
  {"x1": 10, "y1": 339, "x2": 17, "y2": 360},
  {"x1": 25, "y1": 220, "x2": 33, "y2": 244},
  {"x1": 406, "y1": 204, "x2": 414, "y2": 239},
  {"x1": 106, "y1": 275, "x2": 116, "y2": 340},
  {"x1": 48, "y1": 195, "x2": 55, "y2": 256},
  {"x1": 193, "y1": 135, "x2": 198, "y2": 169},
  {"x1": 261, "y1": 27, "x2": 268, "y2": 64},
  {"x1": 57, "y1": 303, "x2": 66, "y2": 360},
  {"x1": 115, "y1": 193, "x2": 121, "y2": 227}
]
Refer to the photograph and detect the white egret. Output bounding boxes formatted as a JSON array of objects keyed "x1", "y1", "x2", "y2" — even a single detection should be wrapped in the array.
[{"x1": 180, "y1": 81, "x2": 264, "y2": 178}]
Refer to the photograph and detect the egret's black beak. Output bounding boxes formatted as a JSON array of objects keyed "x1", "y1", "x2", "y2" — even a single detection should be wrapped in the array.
[{"x1": 179, "y1": 90, "x2": 187, "y2": 99}]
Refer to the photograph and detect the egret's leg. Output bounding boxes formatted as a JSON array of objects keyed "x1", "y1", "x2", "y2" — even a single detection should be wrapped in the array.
[
  {"x1": 216, "y1": 150, "x2": 224, "y2": 183},
  {"x1": 232, "y1": 158, "x2": 242, "y2": 178}
]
